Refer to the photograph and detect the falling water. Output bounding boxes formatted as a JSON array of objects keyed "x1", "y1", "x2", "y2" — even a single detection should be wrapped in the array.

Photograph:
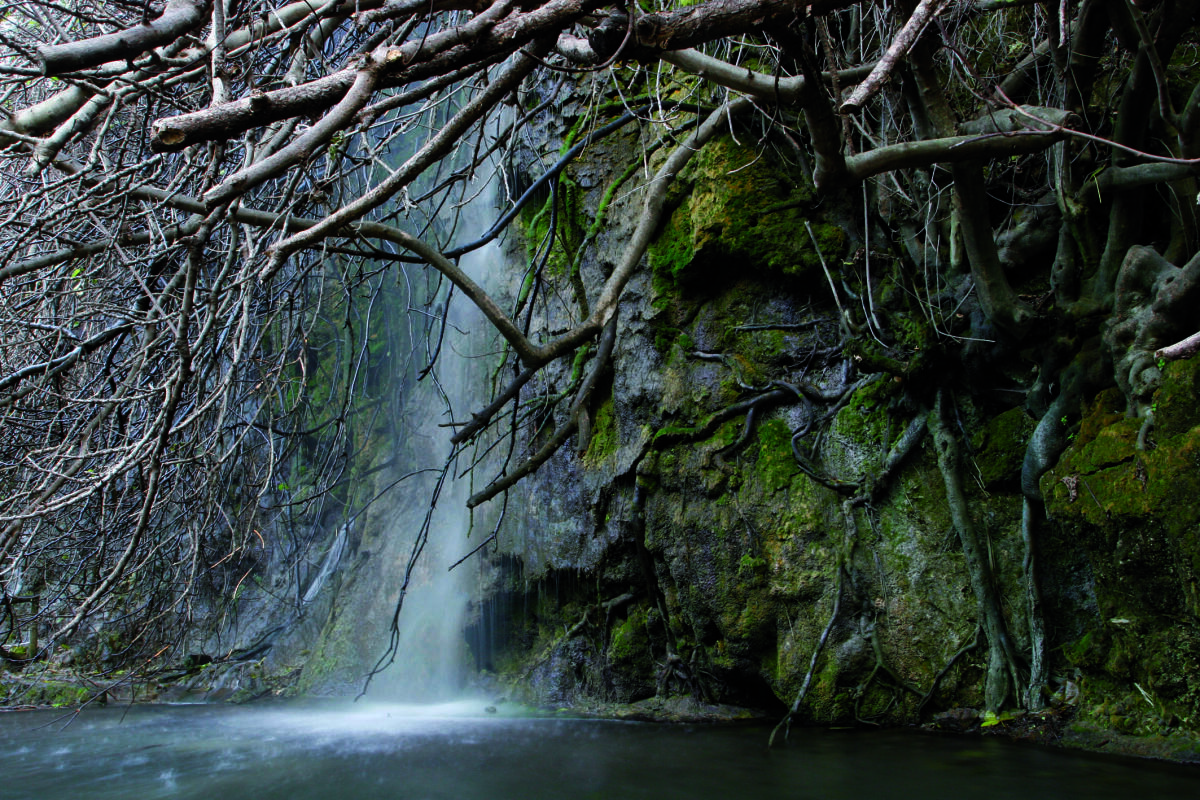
[
  {"x1": 286, "y1": 129, "x2": 510, "y2": 700},
  {"x1": 367, "y1": 221, "x2": 501, "y2": 701}
]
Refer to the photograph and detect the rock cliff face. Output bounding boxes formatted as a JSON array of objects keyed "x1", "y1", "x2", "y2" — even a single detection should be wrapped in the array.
[
  {"x1": 453, "y1": 92, "x2": 1200, "y2": 756},
  {"x1": 181, "y1": 85, "x2": 1200, "y2": 759}
]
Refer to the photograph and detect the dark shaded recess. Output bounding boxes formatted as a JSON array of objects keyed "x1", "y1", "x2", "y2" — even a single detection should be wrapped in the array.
[{"x1": 466, "y1": 554, "x2": 525, "y2": 673}]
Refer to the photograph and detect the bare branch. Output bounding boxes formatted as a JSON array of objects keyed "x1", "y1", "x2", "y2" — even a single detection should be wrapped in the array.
[
  {"x1": 151, "y1": 0, "x2": 603, "y2": 151},
  {"x1": 841, "y1": 0, "x2": 950, "y2": 113},
  {"x1": 659, "y1": 47, "x2": 875, "y2": 105},
  {"x1": 264, "y1": 40, "x2": 549, "y2": 278},
  {"x1": 1156, "y1": 331, "x2": 1200, "y2": 361},
  {"x1": 37, "y1": 0, "x2": 212, "y2": 76},
  {"x1": 846, "y1": 130, "x2": 1065, "y2": 180}
]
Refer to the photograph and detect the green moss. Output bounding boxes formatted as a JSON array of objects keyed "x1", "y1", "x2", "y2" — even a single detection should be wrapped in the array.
[
  {"x1": 760, "y1": 647, "x2": 779, "y2": 681},
  {"x1": 712, "y1": 418, "x2": 741, "y2": 450},
  {"x1": 757, "y1": 418, "x2": 799, "y2": 492},
  {"x1": 890, "y1": 311, "x2": 934, "y2": 352},
  {"x1": 519, "y1": 177, "x2": 587, "y2": 279},
  {"x1": 654, "y1": 423, "x2": 700, "y2": 443},
  {"x1": 810, "y1": 647, "x2": 851, "y2": 719},
  {"x1": 648, "y1": 204, "x2": 695, "y2": 293},
  {"x1": 738, "y1": 553, "x2": 767, "y2": 575},
  {"x1": 648, "y1": 135, "x2": 841, "y2": 298},
  {"x1": 830, "y1": 378, "x2": 896, "y2": 455},
  {"x1": 585, "y1": 397, "x2": 618, "y2": 464},
  {"x1": 29, "y1": 681, "x2": 90, "y2": 708},
  {"x1": 1074, "y1": 418, "x2": 1140, "y2": 474},
  {"x1": 1155, "y1": 353, "x2": 1200, "y2": 439},
  {"x1": 1167, "y1": 40, "x2": 1200, "y2": 109},
  {"x1": 728, "y1": 591, "x2": 774, "y2": 644},
  {"x1": 971, "y1": 406, "x2": 1037, "y2": 487},
  {"x1": 1041, "y1": 352, "x2": 1200, "y2": 734},
  {"x1": 653, "y1": 325, "x2": 697, "y2": 360},
  {"x1": 844, "y1": 338, "x2": 909, "y2": 376},
  {"x1": 1064, "y1": 629, "x2": 1105, "y2": 669},
  {"x1": 608, "y1": 607, "x2": 650, "y2": 664},
  {"x1": 736, "y1": 328, "x2": 785, "y2": 367}
]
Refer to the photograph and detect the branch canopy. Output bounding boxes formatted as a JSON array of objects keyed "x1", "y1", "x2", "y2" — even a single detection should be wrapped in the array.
[{"x1": 37, "y1": 0, "x2": 212, "y2": 75}]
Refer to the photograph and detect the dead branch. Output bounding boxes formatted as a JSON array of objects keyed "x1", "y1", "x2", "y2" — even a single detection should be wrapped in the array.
[
  {"x1": 37, "y1": 0, "x2": 212, "y2": 76},
  {"x1": 841, "y1": 0, "x2": 950, "y2": 113}
]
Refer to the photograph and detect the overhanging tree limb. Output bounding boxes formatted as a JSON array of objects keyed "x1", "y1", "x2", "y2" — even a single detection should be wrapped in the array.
[
  {"x1": 846, "y1": 129, "x2": 1065, "y2": 179},
  {"x1": 37, "y1": 0, "x2": 213, "y2": 76},
  {"x1": 150, "y1": 0, "x2": 605, "y2": 151},
  {"x1": 262, "y1": 40, "x2": 550, "y2": 277}
]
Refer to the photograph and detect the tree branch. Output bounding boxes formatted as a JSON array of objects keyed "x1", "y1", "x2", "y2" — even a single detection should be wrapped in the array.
[
  {"x1": 466, "y1": 314, "x2": 618, "y2": 508},
  {"x1": 150, "y1": 0, "x2": 602, "y2": 151},
  {"x1": 840, "y1": 0, "x2": 950, "y2": 113},
  {"x1": 1156, "y1": 330, "x2": 1200, "y2": 361},
  {"x1": 659, "y1": 47, "x2": 874, "y2": 105},
  {"x1": 37, "y1": 0, "x2": 212, "y2": 76},
  {"x1": 203, "y1": 60, "x2": 381, "y2": 208},
  {"x1": 846, "y1": 130, "x2": 1065, "y2": 180},
  {"x1": 263, "y1": 40, "x2": 548, "y2": 278}
]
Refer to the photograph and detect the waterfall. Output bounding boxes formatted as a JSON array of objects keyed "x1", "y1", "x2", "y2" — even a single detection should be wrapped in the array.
[
  {"x1": 366, "y1": 228, "x2": 500, "y2": 701},
  {"x1": 281, "y1": 150, "x2": 509, "y2": 702}
]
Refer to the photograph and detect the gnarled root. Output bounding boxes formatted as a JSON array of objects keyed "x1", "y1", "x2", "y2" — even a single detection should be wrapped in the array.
[{"x1": 1103, "y1": 245, "x2": 1200, "y2": 418}]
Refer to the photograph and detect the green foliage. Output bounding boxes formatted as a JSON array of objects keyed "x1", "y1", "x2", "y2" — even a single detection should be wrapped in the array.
[{"x1": 737, "y1": 553, "x2": 766, "y2": 575}]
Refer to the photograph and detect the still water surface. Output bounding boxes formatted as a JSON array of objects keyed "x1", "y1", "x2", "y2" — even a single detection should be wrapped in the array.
[{"x1": 2, "y1": 700, "x2": 1197, "y2": 799}]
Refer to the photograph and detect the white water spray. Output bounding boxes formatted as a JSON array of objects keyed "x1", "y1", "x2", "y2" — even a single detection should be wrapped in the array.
[{"x1": 364, "y1": 180, "x2": 505, "y2": 702}]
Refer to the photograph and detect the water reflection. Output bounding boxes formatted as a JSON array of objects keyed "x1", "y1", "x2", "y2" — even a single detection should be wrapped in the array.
[{"x1": 1, "y1": 701, "x2": 1196, "y2": 799}]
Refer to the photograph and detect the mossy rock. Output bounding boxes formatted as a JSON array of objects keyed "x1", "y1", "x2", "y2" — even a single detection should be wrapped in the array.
[
  {"x1": 18, "y1": 680, "x2": 91, "y2": 708},
  {"x1": 584, "y1": 397, "x2": 618, "y2": 464},
  {"x1": 971, "y1": 406, "x2": 1036, "y2": 488},
  {"x1": 1042, "y1": 357, "x2": 1200, "y2": 734},
  {"x1": 756, "y1": 417, "x2": 799, "y2": 492},
  {"x1": 649, "y1": 136, "x2": 840, "y2": 294},
  {"x1": 1063, "y1": 628, "x2": 1107, "y2": 670},
  {"x1": 608, "y1": 606, "x2": 652, "y2": 667},
  {"x1": 1155, "y1": 352, "x2": 1200, "y2": 440},
  {"x1": 825, "y1": 377, "x2": 898, "y2": 478}
]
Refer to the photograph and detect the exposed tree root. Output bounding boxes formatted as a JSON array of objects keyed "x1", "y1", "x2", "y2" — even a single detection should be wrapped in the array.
[
  {"x1": 1104, "y1": 245, "x2": 1200, "y2": 416},
  {"x1": 917, "y1": 626, "x2": 983, "y2": 715},
  {"x1": 467, "y1": 314, "x2": 618, "y2": 508},
  {"x1": 930, "y1": 389, "x2": 1021, "y2": 711},
  {"x1": 770, "y1": 561, "x2": 845, "y2": 746},
  {"x1": 853, "y1": 618, "x2": 924, "y2": 724},
  {"x1": 625, "y1": 481, "x2": 712, "y2": 704},
  {"x1": 769, "y1": 375, "x2": 930, "y2": 739},
  {"x1": 1022, "y1": 498, "x2": 1047, "y2": 709}
]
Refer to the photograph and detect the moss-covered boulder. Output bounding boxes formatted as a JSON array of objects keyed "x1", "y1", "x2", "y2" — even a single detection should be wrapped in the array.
[
  {"x1": 649, "y1": 136, "x2": 844, "y2": 293},
  {"x1": 1043, "y1": 353, "x2": 1200, "y2": 737}
]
